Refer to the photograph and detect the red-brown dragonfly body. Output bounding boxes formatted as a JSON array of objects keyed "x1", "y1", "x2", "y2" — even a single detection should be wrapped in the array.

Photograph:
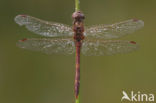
[
  {"x1": 14, "y1": 10, "x2": 144, "y2": 101},
  {"x1": 72, "y1": 11, "x2": 85, "y2": 99}
]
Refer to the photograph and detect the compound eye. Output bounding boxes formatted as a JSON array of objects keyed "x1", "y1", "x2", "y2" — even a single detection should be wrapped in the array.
[{"x1": 72, "y1": 11, "x2": 85, "y2": 20}]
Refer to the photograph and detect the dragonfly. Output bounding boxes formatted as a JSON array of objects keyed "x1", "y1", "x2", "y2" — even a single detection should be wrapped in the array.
[{"x1": 14, "y1": 11, "x2": 144, "y2": 99}]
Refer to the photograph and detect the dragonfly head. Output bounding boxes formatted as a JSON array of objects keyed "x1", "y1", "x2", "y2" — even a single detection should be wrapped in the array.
[{"x1": 72, "y1": 11, "x2": 85, "y2": 21}]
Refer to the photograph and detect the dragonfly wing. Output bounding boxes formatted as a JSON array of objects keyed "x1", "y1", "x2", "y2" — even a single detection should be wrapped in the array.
[
  {"x1": 85, "y1": 19, "x2": 144, "y2": 39},
  {"x1": 17, "y1": 38, "x2": 75, "y2": 55},
  {"x1": 15, "y1": 15, "x2": 73, "y2": 37},
  {"x1": 81, "y1": 39, "x2": 138, "y2": 56}
]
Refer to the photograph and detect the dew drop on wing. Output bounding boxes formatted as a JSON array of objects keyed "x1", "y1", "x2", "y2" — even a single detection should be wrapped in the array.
[
  {"x1": 85, "y1": 19, "x2": 144, "y2": 39},
  {"x1": 81, "y1": 39, "x2": 139, "y2": 56},
  {"x1": 14, "y1": 15, "x2": 73, "y2": 37},
  {"x1": 16, "y1": 38, "x2": 75, "y2": 55}
]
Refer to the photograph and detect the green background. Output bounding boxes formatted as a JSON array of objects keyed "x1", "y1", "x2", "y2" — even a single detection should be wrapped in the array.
[{"x1": 0, "y1": 0, "x2": 156, "y2": 103}]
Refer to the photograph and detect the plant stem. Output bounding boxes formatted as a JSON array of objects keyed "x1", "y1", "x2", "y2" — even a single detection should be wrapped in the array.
[
  {"x1": 75, "y1": 0, "x2": 80, "y2": 11},
  {"x1": 76, "y1": 96, "x2": 79, "y2": 103}
]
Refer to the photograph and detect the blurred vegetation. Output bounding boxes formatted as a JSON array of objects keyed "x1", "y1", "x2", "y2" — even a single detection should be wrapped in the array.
[{"x1": 0, "y1": 0, "x2": 156, "y2": 103}]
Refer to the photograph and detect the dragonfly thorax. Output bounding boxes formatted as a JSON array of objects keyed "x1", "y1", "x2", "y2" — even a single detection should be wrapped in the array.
[
  {"x1": 72, "y1": 11, "x2": 85, "y2": 41},
  {"x1": 73, "y1": 22, "x2": 84, "y2": 33}
]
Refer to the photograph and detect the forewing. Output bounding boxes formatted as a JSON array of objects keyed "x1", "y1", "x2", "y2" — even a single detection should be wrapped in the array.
[
  {"x1": 15, "y1": 15, "x2": 73, "y2": 37},
  {"x1": 82, "y1": 39, "x2": 138, "y2": 56},
  {"x1": 17, "y1": 38, "x2": 75, "y2": 55},
  {"x1": 85, "y1": 19, "x2": 144, "y2": 39}
]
